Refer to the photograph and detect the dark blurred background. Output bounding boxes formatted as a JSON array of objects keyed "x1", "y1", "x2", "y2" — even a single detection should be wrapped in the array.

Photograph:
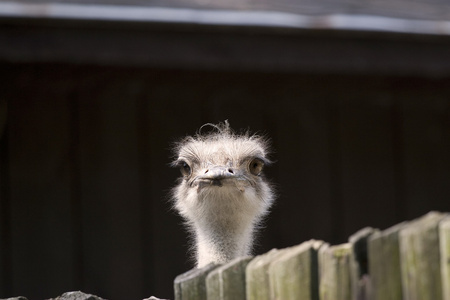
[{"x1": 1, "y1": 1, "x2": 450, "y2": 299}]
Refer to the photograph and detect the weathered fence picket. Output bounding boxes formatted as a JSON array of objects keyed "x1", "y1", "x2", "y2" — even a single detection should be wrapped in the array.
[
  {"x1": 269, "y1": 240, "x2": 323, "y2": 300},
  {"x1": 349, "y1": 227, "x2": 378, "y2": 300},
  {"x1": 205, "y1": 257, "x2": 252, "y2": 300},
  {"x1": 173, "y1": 211, "x2": 450, "y2": 300},
  {"x1": 319, "y1": 243, "x2": 352, "y2": 300},
  {"x1": 368, "y1": 222, "x2": 408, "y2": 300},
  {"x1": 245, "y1": 248, "x2": 287, "y2": 300},
  {"x1": 441, "y1": 217, "x2": 450, "y2": 300},
  {"x1": 174, "y1": 263, "x2": 218, "y2": 300},
  {"x1": 399, "y1": 212, "x2": 447, "y2": 300}
]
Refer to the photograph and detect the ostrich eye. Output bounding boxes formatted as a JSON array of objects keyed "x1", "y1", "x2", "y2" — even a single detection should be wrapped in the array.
[
  {"x1": 249, "y1": 158, "x2": 264, "y2": 176},
  {"x1": 179, "y1": 161, "x2": 192, "y2": 177}
]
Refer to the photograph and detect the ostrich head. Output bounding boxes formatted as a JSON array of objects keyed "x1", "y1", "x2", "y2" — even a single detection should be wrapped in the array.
[{"x1": 172, "y1": 121, "x2": 275, "y2": 268}]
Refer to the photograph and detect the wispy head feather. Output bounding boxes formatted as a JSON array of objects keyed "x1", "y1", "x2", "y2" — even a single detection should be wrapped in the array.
[{"x1": 173, "y1": 121, "x2": 271, "y2": 164}]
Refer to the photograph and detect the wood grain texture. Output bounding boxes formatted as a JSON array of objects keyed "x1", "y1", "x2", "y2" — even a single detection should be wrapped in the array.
[
  {"x1": 368, "y1": 222, "x2": 408, "y2": 300},
  {"x1": 76, "y1": 73, "x2": 143, "y2": 299},
  {"x1": 399, "y1": 212, "x2": 447, "y2": 300},
  {"x1": 319, "y1": 243, "x2": 352, "y2": 300},
  {"x1": 6, "y1": 70, "x2": 77, "y2": 297}
]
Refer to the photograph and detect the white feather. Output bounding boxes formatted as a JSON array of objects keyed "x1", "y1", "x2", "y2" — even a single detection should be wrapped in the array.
[{"x1": 172, "y1": 122, "x2": 275, "y2": 267}]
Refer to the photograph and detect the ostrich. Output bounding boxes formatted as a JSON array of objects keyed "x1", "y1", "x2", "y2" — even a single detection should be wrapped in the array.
[{"x1": 171, "y1": 121, "x2": 275, "y2": 268}]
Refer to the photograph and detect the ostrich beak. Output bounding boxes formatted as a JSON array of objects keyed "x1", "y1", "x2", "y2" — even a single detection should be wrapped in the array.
[
  {"x1": 200, "y1": 166, "x2": 237, "y2": 184},
  {"x1": 194, "y1": 166, "x2": 243, "y2": 191}
]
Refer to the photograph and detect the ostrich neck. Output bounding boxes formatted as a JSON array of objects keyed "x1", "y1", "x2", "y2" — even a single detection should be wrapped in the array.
[{"x1": 194, "y1": 216, "x2": 254, "y2": 268}]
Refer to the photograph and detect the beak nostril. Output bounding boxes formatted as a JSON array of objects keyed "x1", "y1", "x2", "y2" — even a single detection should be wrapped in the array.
[
  {"x1": 228, "y1": 168, "x2": 234, "y2": 174},
  {"x1": 205, "y1": 169, "x2": 209, "y2": 174}
]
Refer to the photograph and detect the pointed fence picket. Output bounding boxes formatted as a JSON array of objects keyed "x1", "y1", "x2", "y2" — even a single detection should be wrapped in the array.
[{"x1": 174, "y1": 211, "x2": 450, "y2": 300}]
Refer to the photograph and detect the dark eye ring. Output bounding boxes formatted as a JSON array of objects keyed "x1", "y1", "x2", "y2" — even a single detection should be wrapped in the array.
[
  {"x1": 179, "y1": 161, "x2": 191, "y2": 177},
  {"x1": 249, "y1": 158, "x2": 264, "y2": 176}
]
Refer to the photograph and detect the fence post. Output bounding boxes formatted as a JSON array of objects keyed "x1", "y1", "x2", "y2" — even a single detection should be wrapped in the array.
[
  {"x1": 349, "y1": 227, "x2": 378, "y2": 300},
  {"x1": 440, "y1": 217, "x2": 450, "y2": 300},
  {"x1": 206, "y1": 256, "x2": 252, "y2": 300},
  {"x1": 269, "y1": 240, "x2": 324, "y2": 300},
  {"x1": 174, "y1": 264, "x2": 219, "y2": 300},
  {"x1": 399, "y1": 211, "x2": 447, "y2": 300},
  {"x1": 246, "y1": 249, "x2": 287, "y2": 300},
  {"x1": 319, "y1": 243, "x2": 352, "y2": 300},
  {"x1": 368, "y1": 222, "x2": 408, "y2": 300}
]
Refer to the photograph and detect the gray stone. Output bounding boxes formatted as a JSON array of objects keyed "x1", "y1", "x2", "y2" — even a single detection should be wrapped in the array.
[{"x1": 47, "y1": 291, "x2": 106, "y2": 300}]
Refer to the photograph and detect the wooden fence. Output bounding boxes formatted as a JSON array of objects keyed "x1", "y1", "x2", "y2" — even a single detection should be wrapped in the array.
[
  {"x1": 174, "y1": 211, "x2": 450, "y2": 300},
  {"x1": 2, "y1": 15, "x2": 450, "y2": 298}
]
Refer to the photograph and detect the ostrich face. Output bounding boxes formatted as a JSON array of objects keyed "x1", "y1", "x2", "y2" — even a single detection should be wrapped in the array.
[
  {"x1": 172, "y1": 126, "x2": 274, "y2": 227},
  {"x1": 176, "y1": 140, "x2": 267, "y2": 193}
]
